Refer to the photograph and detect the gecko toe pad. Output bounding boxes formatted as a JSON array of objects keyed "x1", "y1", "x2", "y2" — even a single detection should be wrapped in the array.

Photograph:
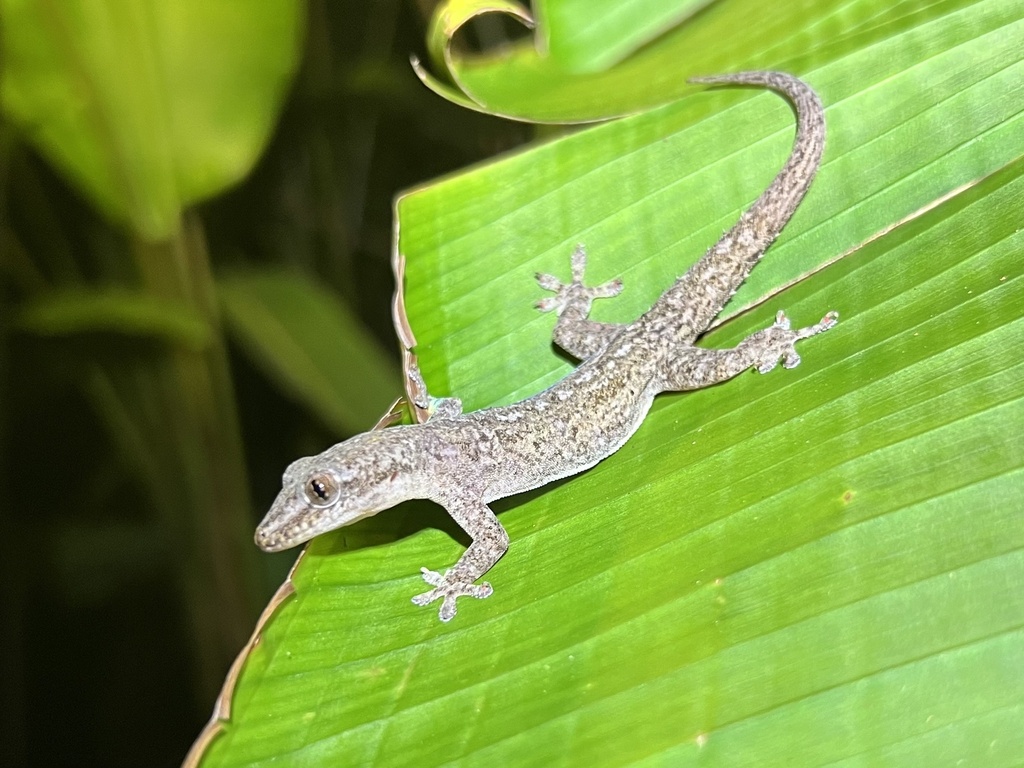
[
  {"x1": 412, "y1": 567, "x2": 494, "y2": 622},
  {"x1": 535, "y1": 245, "x2": 624, "y2": 316},
  {"x1": 754, "y1": 309, "x2": 839, "y2": 374}
]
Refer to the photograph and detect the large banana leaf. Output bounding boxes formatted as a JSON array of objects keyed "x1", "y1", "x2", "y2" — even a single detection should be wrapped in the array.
[{"x1": 192, "y1": 0, "x2": 1024, "y2": 764}]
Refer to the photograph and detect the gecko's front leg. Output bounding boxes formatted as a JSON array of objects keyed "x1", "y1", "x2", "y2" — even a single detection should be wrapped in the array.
[
  {"x1": 412, "y1": 495, "x2": 509, "y2": 621},
  {"x1": 536, "y1": 244, "x2": 626, "y2": 360}
]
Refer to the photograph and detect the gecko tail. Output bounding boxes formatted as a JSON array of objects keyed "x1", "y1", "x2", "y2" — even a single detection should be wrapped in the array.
[
  {"x1": 687, "y1": 72, "x2": 825, "y2": 221},
  {"x1": 687, "y1": 71, "x2": 808, "y2": 85},
  {"x1": 644, "y1": 70, "x2": 826, "y2": 340}
]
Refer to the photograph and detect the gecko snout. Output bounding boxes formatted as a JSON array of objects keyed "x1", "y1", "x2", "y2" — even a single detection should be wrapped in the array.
[
  {"x1": 254, "y1": 492, "x2": 304, "y2": 552},
  {"x1": 254, "y1": 520, "x2": 292, "y2": 552}
]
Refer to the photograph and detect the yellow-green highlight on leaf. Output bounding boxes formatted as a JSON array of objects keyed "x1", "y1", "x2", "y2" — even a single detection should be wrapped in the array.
[
  {"x1": 0, "y1": 0, "x2": 304, "y2": 239},
  {"x1": 535, "y1": 0, "x2": 715, "y2": 74},
  {"x1": 217, "y1": 268, "x2": 401, "y2": 436},
  {"x1": 196, "y1": 0, "x2": 1024, "y2": 763},
  {"x1": 427, "y1": 0, "x2": 535, "y2": 74},
  {"x1": 16, "y1": 288, "x2": 211, "y2": 350},
  {"x1": 415, "y1": 0, "x2": 536, "y2": 117}
]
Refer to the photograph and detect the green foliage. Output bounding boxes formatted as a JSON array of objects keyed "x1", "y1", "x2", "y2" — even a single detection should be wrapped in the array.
[
  {"x1": 218, "y1": 268, "x2": 400, "y2": 435},
  {"x1": 16, "y1": 288, "x2": 211, "y2": 349},
  {"x1": 0, "y1": 0, "x2": 303, "y2": 238},
  {"x1": 1, "y1": 1, "x2": 316, "y2": 706},
  {"x1": 197, "y1": 0, "x2": 1024, "y2": 765},
  {"x1": 417, "y1": 0, "x2": 992, "y2": 122}
]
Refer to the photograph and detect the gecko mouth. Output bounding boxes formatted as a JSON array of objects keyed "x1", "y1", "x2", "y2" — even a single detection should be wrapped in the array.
[
  {"x1": 254, "y1": 491, "x2": 317, "y2": 552},
  {"x1": 254, "y1": 518, "x2": 323, "y2": 552},
  {"x1": 254, "y1": 525, "x2": 291, "y2": 552}
]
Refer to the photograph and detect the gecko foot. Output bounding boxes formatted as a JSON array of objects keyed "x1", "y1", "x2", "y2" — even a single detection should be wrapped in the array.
[
  {"x1": 753, "y1": 310, "x2": 839, "y2": 373},
  {"x1": 411, "y1": 567, "x2": 493, "y2": 622},
  {"x1": 535, "y1": 244, "x2": 623, "y2": 315}
]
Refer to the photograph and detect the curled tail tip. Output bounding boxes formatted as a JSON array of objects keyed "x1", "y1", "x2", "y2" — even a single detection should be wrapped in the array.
[
  {"x1": 688, "y1": 71, "x2": 813, "y2": 90},
  {"x1": 688, "y1": 71, "x2": 771, "y2": 84},
  {"x1": 688, "y1": 71, "x2": 823, "y2": 120},
  {"x1": 687, "y1": 74, "x2": 727, "y2": 86}
]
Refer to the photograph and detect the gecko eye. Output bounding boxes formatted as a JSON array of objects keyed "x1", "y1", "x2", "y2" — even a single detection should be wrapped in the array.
[{"x1": 303, "y1": 471, "x2": 341, "y2": 507}]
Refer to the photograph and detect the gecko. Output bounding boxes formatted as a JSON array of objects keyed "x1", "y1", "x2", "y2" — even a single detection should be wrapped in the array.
[{"x1": 255, "y1": 71, "x2": 838, "y2": 622}]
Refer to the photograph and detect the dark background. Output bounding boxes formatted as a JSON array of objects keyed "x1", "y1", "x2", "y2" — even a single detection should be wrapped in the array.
[{"x1": 0, "y1": 1, "x2": 529, "y2": 764}]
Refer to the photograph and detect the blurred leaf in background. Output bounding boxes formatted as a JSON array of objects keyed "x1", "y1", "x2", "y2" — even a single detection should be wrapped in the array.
[
  {"x1": 1, "y1": 1, "x2": 302, "y2": 238},
  {"x1": 0, "y1": 0, "x2": 527, "y2": 764}
]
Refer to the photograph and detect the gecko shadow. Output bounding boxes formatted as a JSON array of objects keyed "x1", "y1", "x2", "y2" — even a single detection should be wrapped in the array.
[{"x1": 317, "y1": 473, "x2": 579, "y2": 557}]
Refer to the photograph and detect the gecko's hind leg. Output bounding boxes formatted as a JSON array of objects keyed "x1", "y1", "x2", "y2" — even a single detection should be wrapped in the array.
[
  {"x1": 750, "y1": 310, "x2": 839, "y2": 373},
  {"x1": 536, "y1": 244, "x2": 627, "y2": 360},
  {"x1": 659, "y1": 310, "x2": 838, "y2": 391}
]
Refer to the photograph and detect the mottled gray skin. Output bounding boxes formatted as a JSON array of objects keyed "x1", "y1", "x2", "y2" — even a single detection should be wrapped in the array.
[{"x1": 256, "y1": 71, "x2": 838, "y2": 622}]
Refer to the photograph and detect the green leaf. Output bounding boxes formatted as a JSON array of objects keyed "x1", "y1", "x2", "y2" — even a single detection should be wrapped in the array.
[
  {"x1": 536, "y1": 0, "x2": 714, "y2": 73},
  {"x1": 0, "y1": 0, "x2": 303, "y2": 239},
  {"x1": 418, "y1": 0, "x2": 1017, "y2": 122},
  {"x1": 195, "y1": 0, "x2": 1024, "y2": 764},
  {"x1": 16, "y1": 288, "x2": 211, "y2": 349},
  {"x1": 218, "y1": 268, "x2": 401, "y2": 436}
]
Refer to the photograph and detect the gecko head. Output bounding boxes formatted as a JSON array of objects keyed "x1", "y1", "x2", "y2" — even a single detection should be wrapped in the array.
[{"x1": 254, "y1": 431, "x2": 413, "y2": 552}]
